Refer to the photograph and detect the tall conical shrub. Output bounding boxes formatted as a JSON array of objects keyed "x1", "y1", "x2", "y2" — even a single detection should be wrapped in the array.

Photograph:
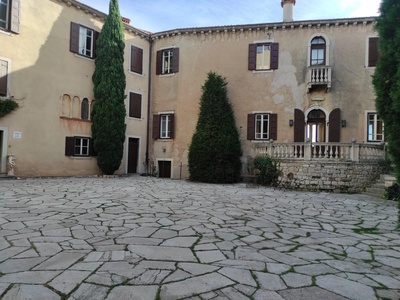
[
  {"x1": 372, "y1": 0, "x2": 400, "y2": 181},
  {"x1": 91, "y1": 0, "x2": 126, "y2": 175},
  {"x1": 188, "y1": 72, "x2": 242, "y2": 183}
]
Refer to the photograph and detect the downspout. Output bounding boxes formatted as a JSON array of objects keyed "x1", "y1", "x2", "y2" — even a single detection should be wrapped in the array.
[{"x1": 145, "y1": 37, "x2": 153, "y2": 174}]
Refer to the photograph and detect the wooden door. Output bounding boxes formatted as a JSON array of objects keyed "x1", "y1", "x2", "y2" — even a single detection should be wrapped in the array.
[
  {"x1": 128, "y1": 138, "x2": 139, "y2": 173},
  {"x1": 158, "y1": 161, "x2": 171, "y2": 178}
]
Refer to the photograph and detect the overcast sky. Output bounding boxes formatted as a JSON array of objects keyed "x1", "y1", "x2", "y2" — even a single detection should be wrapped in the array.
[{"x1": 78, "y1": 0, "x2": 381, "y2": 33}]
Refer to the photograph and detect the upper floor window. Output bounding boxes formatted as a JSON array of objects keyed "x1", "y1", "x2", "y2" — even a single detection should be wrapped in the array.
[
  {"x1": 130, "y1": 45, "x2": 143, "y2": 74},
  {"x1": 152, "y1": 114, "x2": 175, "y2": 139},
  {"x1": 0, "y1": 59, "x2": 8, "y2": 97},
  {"x1": 368, "y1": 37, "x2": 379, "y2": 67},
  {"x1": 367, "y1": 113, "x2": 384, "y2": 142},
  {"x1": 0, "y1": 0, "x2": 19, "y2": 33},
  {"x1": 156, "y1": 48, "x2": 180, "y2": 75},
  {"x1": 70, "y1": 22, "x2": 99, "y2": 59},
  {"x1": 129, "y1": 92, "x2": 142, "y2": 119},
  {"x1": 310, "y1": 37, "x2": 326, "y2": 66},
  {"x1": 247, "y1": 113, "x2": 278, "y2": 140},
  {"x1": 248, "y1": 43, "x2": 279, "y2": 71}
]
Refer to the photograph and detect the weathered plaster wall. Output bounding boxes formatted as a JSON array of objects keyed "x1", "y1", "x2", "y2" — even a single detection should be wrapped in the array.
[
  {"x1": 151, "y1": 20, "x2": 377, "y2": 179},
  {"x1": 0, "y1": 0, "x2": 150, "y2": 176}
]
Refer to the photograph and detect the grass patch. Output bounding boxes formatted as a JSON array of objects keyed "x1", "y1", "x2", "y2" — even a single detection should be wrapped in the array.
[{"x1": 353, "y1": 227, "x2": 380, "y2": 234}]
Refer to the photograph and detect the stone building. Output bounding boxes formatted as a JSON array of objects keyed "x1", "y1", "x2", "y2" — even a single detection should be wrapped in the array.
[{"x1": 0, "y1": 0, "x2": 384, "y2": 189}]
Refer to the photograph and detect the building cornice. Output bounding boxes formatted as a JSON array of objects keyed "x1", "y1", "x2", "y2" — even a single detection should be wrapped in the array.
[
  {"x1": 150, "y1": 17, "x2": 377, "y2": 40},
  {"x1": 56, "y1": 0, "x2": 152, "y2": 40}
]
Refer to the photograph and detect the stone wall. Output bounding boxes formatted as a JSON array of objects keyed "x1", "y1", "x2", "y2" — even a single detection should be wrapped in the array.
[{"x1": 277, "y1": 161, "x2": 382, "y2": 193}]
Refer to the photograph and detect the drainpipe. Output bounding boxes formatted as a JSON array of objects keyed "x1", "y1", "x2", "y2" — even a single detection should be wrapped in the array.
[{"x1": 145, "y1": 38, "x2": 153, "y2": 174}]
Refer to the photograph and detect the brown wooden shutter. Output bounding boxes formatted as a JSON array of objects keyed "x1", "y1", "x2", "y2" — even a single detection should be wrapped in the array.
[
  {"x1": 65, "y1": 137, "x2": 75, "y2": 156},
  {"x1": 172, "y1": 48, "x2": 179, "y2": 73},
  {"x1": 93, "y1": 30, "x2": 100, "y2": 58},
  {"x1": 156, "y1": 50, "x2": 162, "y2": 75},
  {"x1": 152, "y1": 114, "x2": 160, "y2": 139},
  {"x1": 270, "y1": 43, "x2": 279, "y2": 70},
  {"x1": 329, "y1": 108, "x2": 341, "y2": 142},
  {"x1": 70, "y1": 22, "x2": 80, "y2": 54},
  {"x1": 131, "y1": 46, "x2": 143, "y2": 74},
  {"x1": 248, "y1": 44, "x2": 256, "y2": 70},
  {"x1": 10, "y1": 0, "x2": 20, "y2": 33},
  {"x1": 294, "y1": 109, "x2": 305, "y2": 142},
  {"x1": 368, "y1": 37, "x2": 379, "y2": 67},
  {"x1": 269, "y1": 113, "x2": 278, "y2": 140},
  {"x1": 0, "y1": 60, "x2": 8, "y2": 96},
  {"x1": 247, "y1": 114, "x2": 255, "y2": 140},
  {"x1": 169, "y1": 114, "x2": 175, "y2": 139},
  {"x1": 129, "y1": 92, "x2": 142, "y2": 118},
  {"x1": 89, "y1": 138, "x2": 97, "y2": 156}
]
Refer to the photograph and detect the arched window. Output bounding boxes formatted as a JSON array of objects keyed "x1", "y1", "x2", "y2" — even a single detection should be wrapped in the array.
[
  {"x1": 81, "y1": 98, "x2": 89, "y2": 120},
  {"x1": 310, "y1": 37, "x2": 326, "y2": 66}
]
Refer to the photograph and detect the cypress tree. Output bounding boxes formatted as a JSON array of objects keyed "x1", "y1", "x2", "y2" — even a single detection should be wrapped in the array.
[
  {"x1": 91, "y1": 0, "x2": 126, "y2": 175},
  {"x1": 188, "y1": 72, "x2": 242, "y2": 183},
  {"x1": 372, "y1": 0, "x2": 400, "y2": 181}
]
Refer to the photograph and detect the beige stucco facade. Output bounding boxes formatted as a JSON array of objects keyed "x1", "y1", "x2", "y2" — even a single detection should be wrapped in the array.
[
  {"x1": 150, "y1": 18, "x2": 378, "y2": 179},
  {"x1": 0, "y1": 0, "x2": 150, "y2": 176},
  {"x1": 0, "y1": 0, "x2": 379, "y2": 178}
]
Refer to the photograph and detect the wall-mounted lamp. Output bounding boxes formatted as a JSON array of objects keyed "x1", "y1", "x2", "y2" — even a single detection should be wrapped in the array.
[
  {"x1": 289, "y1": 119, "x2": 294, "y2": 126},
  {"x1": 341, "y1": 120, "x2": 347, "y2": 127}
]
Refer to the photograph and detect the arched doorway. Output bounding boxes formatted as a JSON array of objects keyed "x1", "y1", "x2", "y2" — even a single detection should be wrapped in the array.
[{"x1": 306, "y1": 109, "x2": 326, "y2": 142}]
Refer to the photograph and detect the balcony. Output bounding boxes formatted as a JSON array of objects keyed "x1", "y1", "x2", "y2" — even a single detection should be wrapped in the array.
[
  {"x1": 255, "y1": 142, "x2": 385, "y2": 162},
  {"x1": 307, "y1": 65, "x2": 332, "y2": 92}
]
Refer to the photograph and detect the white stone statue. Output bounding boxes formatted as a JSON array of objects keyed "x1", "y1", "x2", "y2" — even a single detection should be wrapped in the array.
[{"x1": 7, "y1": 154, "x2": 15, "y2": 177}]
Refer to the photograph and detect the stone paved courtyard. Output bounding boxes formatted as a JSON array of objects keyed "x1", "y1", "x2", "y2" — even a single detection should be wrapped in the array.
[{"x1": 0, "y1": 176, "x2": 399, "y2": 300}]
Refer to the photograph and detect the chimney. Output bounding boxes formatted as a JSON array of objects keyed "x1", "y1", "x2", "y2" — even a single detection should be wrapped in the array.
[
  {"x1": 281, "y1": 0, "x2": 296, "y2": 22},
  {"x1": 121, "y1": 17, "x2": 131, "y2": 24}
]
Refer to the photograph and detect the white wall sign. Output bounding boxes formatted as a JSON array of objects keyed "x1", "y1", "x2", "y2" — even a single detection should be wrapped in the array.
[{"x1": 13, "y1": 131, "x2": 22, "y2": 139}]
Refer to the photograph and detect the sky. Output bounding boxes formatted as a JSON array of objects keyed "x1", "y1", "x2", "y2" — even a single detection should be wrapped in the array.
[{"x1": 78, "y1": 0, "x2": 382, "y2": 33}]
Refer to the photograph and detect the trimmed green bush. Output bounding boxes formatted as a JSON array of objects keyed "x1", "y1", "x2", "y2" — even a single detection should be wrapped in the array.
[
  {"x1": 384, "y1": 182, "x2": 400, "y2": 202},
  {"x1": 188, "y1": 72, "x2": 242, "y2": 183},
  {"x1": 91, "y1": 0, "x2": 126, "y2": 175},
  {"x1": 0, "y1": 98, "x2": 18, "y2": 118},
  {"x1": 254, "y1": 155, "x2": 280, "y2": 186}
]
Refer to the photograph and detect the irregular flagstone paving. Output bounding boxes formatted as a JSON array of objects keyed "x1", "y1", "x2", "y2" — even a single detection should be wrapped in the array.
[{"x1": 0, "y1": 177, "x2": 399, "y2": 299}]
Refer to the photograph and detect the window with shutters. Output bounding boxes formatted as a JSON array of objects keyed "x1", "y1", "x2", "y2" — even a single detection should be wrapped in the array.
[
  {"x1": 156, "y1": 48, "x2": 179, "y2": 75},
  {"x1": 367, "y1": 113, "x2": 384, "y2": 142},
  {"x1": 65, "y1": 136, "x2": 96, "y2": 157},
  {"x1": 0, "y1": 58, "x2": 8, "y2": 97},
  {"x1": 367, "y1": 37, "x2": 379, "y2": 67},
  {"x1": 248, "y1": 43, "x2": 279, "y2": 71},
  {"x1": 0, "y1": 0, "x2": 19, "y2": 33},
  {"x1": 152, "y1": 113, "x2": 175, "y2": 139},
  {"x1": 247, "y1": 113, "x2": 278, "y2": 140},
  {"x1": 129, "y1": 92, "x2": 142, "y2": 119},
  {"x1": 130, "y1": 45, "x2": 143, "y2": 74},
  {"x1": 70, "y1": 22, "x2": 99, "y2": 59}
]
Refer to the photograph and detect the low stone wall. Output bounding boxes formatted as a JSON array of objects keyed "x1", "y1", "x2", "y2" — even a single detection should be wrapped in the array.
[{"x1": 276, "y1": 160, "x2": 382, "y2": 193}]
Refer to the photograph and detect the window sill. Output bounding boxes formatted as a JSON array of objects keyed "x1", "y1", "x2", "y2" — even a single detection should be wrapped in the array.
[
  {"x1": 127, "y1": 116, "x2": 142, "y2": 121},
  {"x1": 128, "y1": 70, "x2": 145, "y2": 77},
  {"x1": 252, "y1": 70, "x2": 273, "y2": 74},
  {"x1": 159, "y1": 73, "x2": 176, "y2": 77},
  {"x1": 157, "y1": 138, "x2": 173, "y2": 141},
  {"x1": 68, "y1": 156, "x2": 92, "y2": 160},
  {"x1": 60, "y1": 116, "x2": 92, "y2": 123},
  {"x1": 365, "y1": 66, "x2": 376, "y2": 70},
  {"x1": 74, "y1": 53, "x2": 95, "y2": 61},
  {"x1": 0, "y1": 29, "x2": 11, "y2": 36}
]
